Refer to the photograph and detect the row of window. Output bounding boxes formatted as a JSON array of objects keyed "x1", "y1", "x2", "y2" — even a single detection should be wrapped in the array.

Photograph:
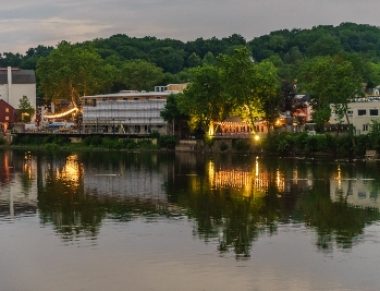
[{"x1": 351, "y1": 109, "x2": 380, "y2": 116}]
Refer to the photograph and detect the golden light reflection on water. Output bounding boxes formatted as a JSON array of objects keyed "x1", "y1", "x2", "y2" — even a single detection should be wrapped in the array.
[
  {"x1": 208, "y1": 159, "x2": 285, "y2": 197},
  {"x1": 23, "y1": 152, "x2": 35, "y2": 180},
  {"x1": 57, "y1": 155, "x2": 83, "y2": 188}
]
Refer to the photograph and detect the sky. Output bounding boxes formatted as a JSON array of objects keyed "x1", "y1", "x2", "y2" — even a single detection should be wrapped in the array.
[{"x1": 1, "y1": 0, "x2": 380, "y2": 53}]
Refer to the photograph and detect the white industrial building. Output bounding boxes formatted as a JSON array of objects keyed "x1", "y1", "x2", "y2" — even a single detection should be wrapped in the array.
[
  {"x1": 330, "y1": 97, "x2": 380, "y2": 134},
  {"x1": 82, "y1": 84, "x2": 187, "y2": 135},
  {"x1": 0, "y1": 67, "x2": 36, "y2": 112}
]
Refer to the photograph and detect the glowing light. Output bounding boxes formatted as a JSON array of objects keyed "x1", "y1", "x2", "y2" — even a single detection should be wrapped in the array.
[
  {"x1": 275, "y1": 118, "x2": 283, "y2": 127},
  {"x1": 57, "y1": 155, "x2": 83, "y2": 188},
  {"x1": 336, "y1": 165, "x2": 342, "y2": 189},
  {"x1": 45, "y1": 107, "x2": 80, "y2": 119},
  {"x1": 254, "y1": 134, "x2": 260, "y2": 142},
  {"x1": 208, "y1": 121, "x2": 215, "y2": 136}
]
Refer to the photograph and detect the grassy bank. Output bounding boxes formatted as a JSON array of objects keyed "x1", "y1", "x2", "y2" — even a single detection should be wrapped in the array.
[
  {"x1": 4, "y1": 132, "x2": 380, "y2": 159},
  {"x1": 262, "y1": 132, "x2": 376, "y2": 158},
  {"x1": 7, "y1": 134, "x2": 177, "y2": 153}
]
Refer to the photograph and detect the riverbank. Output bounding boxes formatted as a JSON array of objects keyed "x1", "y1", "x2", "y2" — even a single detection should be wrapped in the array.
[
  {"x1": 2, "y1": 131, "x2": 380, "y2": 159},
  {"x1": 1, "y1": 134, "x2": 176, "y2": 153}
]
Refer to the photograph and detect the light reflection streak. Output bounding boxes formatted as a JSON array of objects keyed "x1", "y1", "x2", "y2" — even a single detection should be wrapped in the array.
[{"x1": 208, "y1": 159, "x2": 286, "y2": 197}]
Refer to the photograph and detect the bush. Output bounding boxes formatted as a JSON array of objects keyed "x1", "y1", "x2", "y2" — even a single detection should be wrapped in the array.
[{"x1": 158, "y1": 135, "x2": 176, "y2": 149}]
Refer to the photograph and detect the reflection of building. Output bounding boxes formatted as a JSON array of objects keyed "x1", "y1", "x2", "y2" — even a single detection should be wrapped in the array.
[
  {"x1": 82, "y1": 84, "x2": 186, "y2": 135},
  {"x1": 208, "y1": 160, "x2": 285, "y2": 197},
  {"x1": 84, "y1": 167, "x2": 168, "y2": 202},
  {"x1": 330, "y1": 178, "x2": 380, "y2": 209},
  {"x1": 0, "y1": 152, "x2": 37, "y2": 216},
  {"x1": 0, "y1": 67, "x2": 36, "y2": 111}
]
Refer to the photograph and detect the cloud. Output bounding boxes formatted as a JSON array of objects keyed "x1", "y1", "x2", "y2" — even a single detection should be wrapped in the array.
[{"x1": 2, "y1": 0, "x2": 380, "y2": 53}]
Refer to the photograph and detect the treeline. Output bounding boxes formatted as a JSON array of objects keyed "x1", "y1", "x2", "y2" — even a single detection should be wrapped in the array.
[{"x1": 3, "y1": 22, "x2": 380, "y2": 101}]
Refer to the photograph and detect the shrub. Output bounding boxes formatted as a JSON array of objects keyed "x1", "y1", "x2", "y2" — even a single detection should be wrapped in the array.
[{"x1": 158, "y1": 135, "x2": 176, "y2": 149}]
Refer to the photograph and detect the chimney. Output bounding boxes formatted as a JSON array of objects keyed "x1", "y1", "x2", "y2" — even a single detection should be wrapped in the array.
[{"x1": 7, "y1": 66, "x2": 12, "y2": 104}]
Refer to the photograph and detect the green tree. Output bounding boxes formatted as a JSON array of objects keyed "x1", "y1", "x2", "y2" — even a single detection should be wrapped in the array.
[
  {"x1": 220, "y1": 48, "x2": 280, "y2": 127},
  {"x1": 186, "y1": 52, "x2": 202, "y2": 67},
  {"x1": 37, "y1": 41, "x2": 115, "y2": 105},
  {"x1": 18, "y1": 95, "x2": 35, "y2": 122},
  {"x1": 161, "y1": 94, "x2": 189, "y2": 136},
  {"x1": 120, "y1": 60, "x2": 164, "y2": 91},
  {"x1": 149, "y1": 47, "x2": 185, "y2": 73},
  {"x1": 180, "y1": 65, "x2": 228, "y2": 132},
  {"x1": 252, "y1": 60, "x2": 281, "y2": 128},
  {"x1": 298, "y1": 55, "x2": 362, "y2": 126}
]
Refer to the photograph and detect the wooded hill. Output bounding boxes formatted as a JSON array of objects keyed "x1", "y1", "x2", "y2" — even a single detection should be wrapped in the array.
[{"x1": 2, "y1": 22, "x2": 380, "y2": 98}]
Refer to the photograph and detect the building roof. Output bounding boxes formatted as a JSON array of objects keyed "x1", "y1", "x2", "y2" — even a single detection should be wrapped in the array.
[
  {"x1": 82, "y1": 91, "x2": 172, "y2": 99},
  {"x1": 0, "y1": 98, "x2": 15, "y2": 110},
  {"x1": 0, "y1": 68, "x2": 36, "y2": 85}
]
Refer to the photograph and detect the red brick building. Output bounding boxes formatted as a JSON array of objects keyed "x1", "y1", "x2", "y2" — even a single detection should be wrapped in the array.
[{"x1": 0, "y1": 99, "x2": 15, "y2": 133}]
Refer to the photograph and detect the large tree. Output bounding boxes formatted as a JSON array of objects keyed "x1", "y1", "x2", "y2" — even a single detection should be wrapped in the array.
[
  {"x1": 37, "y1": 41, "x2": 115, "y2": 105},
  {"x1": 178, "y1": 47, "x2": 280, "y2": 134},
  {"x1": 298, "y1": 55, "x2": 362, "y2": 126},
  {"x1": 220, "y1": 47, "x2": 280, "y2": 127},
  {"x1": 179, "y1": 65, "x2": 228, "y2": 132}
]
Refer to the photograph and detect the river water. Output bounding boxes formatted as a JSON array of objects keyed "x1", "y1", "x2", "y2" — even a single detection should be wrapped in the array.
[{"x1": 1, "y1": 150, "x2": 380, "y2": 291}]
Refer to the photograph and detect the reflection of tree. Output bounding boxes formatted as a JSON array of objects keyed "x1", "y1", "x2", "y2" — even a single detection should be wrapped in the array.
[
  {"x1": 166, "y1": 156, "x2": 380, "y2": 257},
  {"x1": 37, "y1": 170, "x2": 104, "y2": 241},
  {"x1": 36, "y1": 152, "x2": 175, "y2": 242},
  {"x1": 31, "y1": 151, "x2": 380, "y2": 255},
  {"x1": 299, "y1": 180, "x2": 380, "y2": 251}
]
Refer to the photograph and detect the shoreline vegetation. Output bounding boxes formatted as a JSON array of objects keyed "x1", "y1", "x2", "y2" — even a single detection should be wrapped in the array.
[{"x1": 2, "y1": 132, "x2": 380, "y2": 160}]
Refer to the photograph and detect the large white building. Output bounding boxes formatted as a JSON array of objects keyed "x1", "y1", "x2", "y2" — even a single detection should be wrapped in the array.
[
  {"x1": 330, "y1": 97, "x2": 380, "y2": 134},
  {"x1": 82, "y1": 84, "x2": 187, "y2": 135},
  {"x1": 0, "y1": 67, "x2": 36, "y2": 111}
]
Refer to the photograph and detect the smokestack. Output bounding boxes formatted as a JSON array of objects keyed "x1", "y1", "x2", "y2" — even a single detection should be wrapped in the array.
[{"x1": 7, "y1": 66, "x2": 12, "y2": 104}]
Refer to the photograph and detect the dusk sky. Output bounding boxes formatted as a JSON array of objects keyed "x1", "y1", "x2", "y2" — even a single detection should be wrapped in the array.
[{"x1": 1, "y1": 0, "x2": 380, "y2": 53}]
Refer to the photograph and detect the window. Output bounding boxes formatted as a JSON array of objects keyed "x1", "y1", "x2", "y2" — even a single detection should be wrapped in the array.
[
  {"x1": 347, "y1": 110, "x2": 353, "y2": 117},
  {"x1": 370, "y1": 109, "x2": 379, "y2": 116},
  {"x1": 5, "y1": 108, "x2": 9, "y2": 113},
  {"x1": 363, "y1": 124, "x2": 369, "y2": 131},
  {"x1": 358, "y1": 109, "x2": 366, "y2": 116},
  {"x1": 5, "y1": 116, "x2": 9, "y2": 121}
]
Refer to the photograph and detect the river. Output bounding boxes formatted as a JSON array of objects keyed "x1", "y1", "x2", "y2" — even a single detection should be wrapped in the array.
[{"x1": 1, "y1": 150, "x2": 380, "y2": 291}]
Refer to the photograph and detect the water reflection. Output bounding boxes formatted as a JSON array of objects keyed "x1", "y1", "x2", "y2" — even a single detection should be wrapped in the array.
[
  {"x1": 0, "y1": 151, "x2": 37, "y2": 217},
  {"x1": 1, "y1": 150, "x2": 380, "y2": 257}
]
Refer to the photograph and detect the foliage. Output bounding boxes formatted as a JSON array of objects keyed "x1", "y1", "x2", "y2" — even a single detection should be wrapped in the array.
[
  {"x1": 180, "y1": 65, "x2": 227, "y2": 132},
  {"x1": 120, "y1": 60, "x2": 164, "y2": 91},
  {"x1": 18, "y1": 96, "x2": 35, "y2": 122},
  {"x1": 180, "y1": 47, "x2": 280, "y2": 135},
  {"x1": 158, "y1": 135, "x2": 177, "y2": 149},
  {"x1": 37, "y1": 41, "x2": 115, "y2": 104},
  {"x1": 298, "y1": 55, "x2": 362, "y2": 125},
  {"x1": 262, "y1": 132, "x2": 372, "y2": 158}
]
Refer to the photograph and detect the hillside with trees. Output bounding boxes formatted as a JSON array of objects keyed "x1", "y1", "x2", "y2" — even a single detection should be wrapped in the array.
[{"x1": 2, "y1": 22, "x2": 380, "y2": 104}]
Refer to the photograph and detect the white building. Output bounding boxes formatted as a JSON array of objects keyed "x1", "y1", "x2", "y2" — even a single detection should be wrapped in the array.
[
  {"x1": 82, "y1": 84, "x2": 187, "y2": 135},
  {"x1": 330, "y1": 178, "x2": 380, "y2": 209},
  {"x1": 329, "y1": 97, "x2": 380, "y2": 134},
  {"x1": 0, "y1": 67, "x2": 36, "y2": 111}
]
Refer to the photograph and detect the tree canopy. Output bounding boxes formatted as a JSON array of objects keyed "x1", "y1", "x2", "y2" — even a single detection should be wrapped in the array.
[
  {"x1": 298, "y1": 55, "x2": 362, "y2": 125},
  {"x1": 37, "y1": 42, "x2": 114, "y2": 104},
  {"x1": 174, "y1": 47, "x2": 280, "y2": 133}
]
